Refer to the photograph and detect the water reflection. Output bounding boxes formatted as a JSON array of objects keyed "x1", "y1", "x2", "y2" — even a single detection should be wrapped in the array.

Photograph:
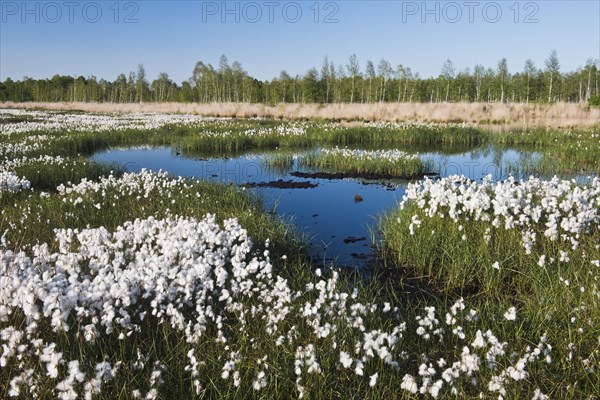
[{"x1": 91, "y1": 144, "x2": 547, "y2": 267}]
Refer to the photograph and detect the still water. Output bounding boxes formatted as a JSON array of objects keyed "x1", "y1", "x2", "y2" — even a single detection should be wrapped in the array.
[{"x1": 91, "y1": 145, "x2": 538, "y2": 267}]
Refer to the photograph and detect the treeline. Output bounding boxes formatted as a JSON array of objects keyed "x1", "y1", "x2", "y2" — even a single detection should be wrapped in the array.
[{"x1": 1, "y1": 52, "x2": 599, "y2": 105}]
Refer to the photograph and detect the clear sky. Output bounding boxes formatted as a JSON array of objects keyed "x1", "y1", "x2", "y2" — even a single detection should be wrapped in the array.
[{"x1": 1, "y1": 0, "x2": 599, "y2": 83}]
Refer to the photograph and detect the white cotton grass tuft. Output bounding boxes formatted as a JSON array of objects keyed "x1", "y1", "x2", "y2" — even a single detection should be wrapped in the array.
[
  {"x1": 369, "y1": 372, "x2": 379, "y2": 387},
  {"x1": 339, "y1": 351, "x2": 353, "y2": 368},
  {"x1": 0, "y1": 186, "x2": 561, "y2": 398},
  {"x1": 503, "y1": 307, "x2": 517, "y2": 321},
  {"x1": 0, "y1": 171, "x2": 30, "y2": 193},
  {"x1": 400, "y1": 174, "x2": 600, "y2": 252}
]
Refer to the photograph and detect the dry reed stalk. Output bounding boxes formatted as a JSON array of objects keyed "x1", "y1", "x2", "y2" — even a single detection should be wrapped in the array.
[{"x1": 1, "y1": 101, "x2": 597, "y2": 129}]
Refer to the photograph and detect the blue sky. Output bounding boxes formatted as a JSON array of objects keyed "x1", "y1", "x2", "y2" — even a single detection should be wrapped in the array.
[{"x1": 1, "y1": 0, "x2": 599, "y2": 83}]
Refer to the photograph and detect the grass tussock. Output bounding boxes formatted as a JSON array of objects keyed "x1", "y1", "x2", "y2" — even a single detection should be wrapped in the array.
[
  {"x1": 264, "y1": 148, "x2": 427, "y2": 178},
  {"x1": 379, "y1": 175, "x2": 600, "y2": 397}
]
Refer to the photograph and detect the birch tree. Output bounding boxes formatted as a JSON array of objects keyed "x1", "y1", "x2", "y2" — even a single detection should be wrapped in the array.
[
  {"x1": 545, "y1": 50, "x2": 560, "y2": 102},
  {"x1": 346, "y1": 54, "x2": 359, "y2": 103}
]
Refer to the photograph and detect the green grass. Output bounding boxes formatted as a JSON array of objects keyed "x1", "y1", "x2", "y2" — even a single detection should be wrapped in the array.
[
  {"x1": 10, "y1": 111, "x2": 598, "y2": 176},
  {"x1": 492, "y1": 127, "x2": 600, "y2": 175},
  {"x1": 378, "y1": 182, "x2": 600, "y2": 397},
  {"x1": 1, "y1": 169, "x2": 570, "y2": 399},
  {"x1": 2, "y1": 110, "x2": 600, "y2": 398},
  {"x1": 324, "y1": 125, "x2": 488, "y2": 147},
  {"x1": 0, "y1": 173, "x2": 304, "y2": 264},
  {"x1": 263, "y1": 148, "x2": 429, "y2": 178},
  {"x1": 12, "y1": 158, "x2": 123, "y2": 191},
  {"x1": 8, "y1": 119, "x2": 488, "y2": 159}
]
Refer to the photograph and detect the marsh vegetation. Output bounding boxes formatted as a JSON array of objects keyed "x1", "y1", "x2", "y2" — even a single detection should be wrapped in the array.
[{"x1": 1, "y1": 109, "x2": 599, "y2": 398}]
